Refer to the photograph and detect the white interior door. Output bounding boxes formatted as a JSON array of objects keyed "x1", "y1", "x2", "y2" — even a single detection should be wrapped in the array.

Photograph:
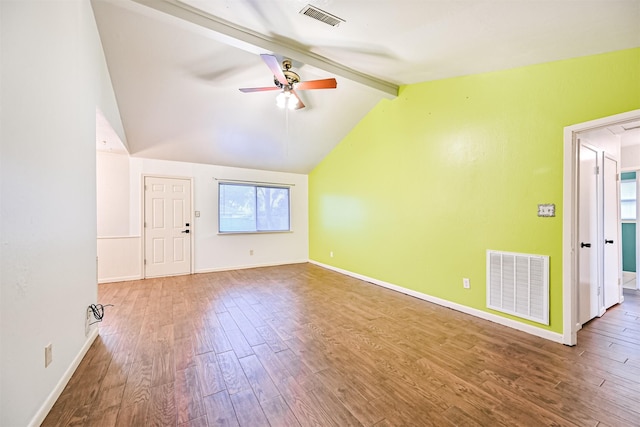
[
  {"x1": 603, "y1": 156, "x2": 620, "y2": 308},
  {"x1": 578, "y1": 143, "x2": 600, "y2": 325},
  {"x1": 144, "y1": 176, "x2": 191, "y2": 278}
]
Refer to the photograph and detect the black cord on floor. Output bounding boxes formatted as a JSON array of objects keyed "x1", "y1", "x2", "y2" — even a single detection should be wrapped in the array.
[{"x1": 88, "y1": 304, "x2": 114, "y2": 325}]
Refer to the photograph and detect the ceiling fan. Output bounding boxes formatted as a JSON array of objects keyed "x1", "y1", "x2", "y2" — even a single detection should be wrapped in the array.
[{"x1": 239, "y1": 54, "x2": 337, "y2": 110}]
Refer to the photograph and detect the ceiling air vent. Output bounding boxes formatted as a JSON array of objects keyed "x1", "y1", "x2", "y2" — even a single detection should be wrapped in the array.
[{"x1": 299, "y1": 4, "x2": 345, "y2": 27}]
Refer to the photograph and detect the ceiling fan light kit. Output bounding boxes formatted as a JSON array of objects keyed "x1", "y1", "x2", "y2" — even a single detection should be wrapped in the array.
[
  {"x1": 239, "y1": 54, "x2": 337, "y2": 111},
  {"x1": 276, "y1": 91, "x2": 300, "y2": 110}
]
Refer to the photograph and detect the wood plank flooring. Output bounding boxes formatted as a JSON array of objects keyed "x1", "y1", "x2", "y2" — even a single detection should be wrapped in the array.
[{"x1": 43, "y1": 263, "x2": 640, "y2": 426}]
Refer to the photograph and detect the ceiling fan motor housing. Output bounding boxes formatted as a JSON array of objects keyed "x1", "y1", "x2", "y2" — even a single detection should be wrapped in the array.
[{"x1": 273, "y1": 59, "x2": 300, "y2": 89}]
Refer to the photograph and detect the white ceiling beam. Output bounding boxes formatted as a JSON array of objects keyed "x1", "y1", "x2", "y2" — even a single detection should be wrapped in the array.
[{"x1": 130, "y1": 0, "x2": 398, "y2": 98}]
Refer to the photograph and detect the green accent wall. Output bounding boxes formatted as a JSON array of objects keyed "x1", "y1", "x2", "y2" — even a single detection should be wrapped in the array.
[
  {"x1": 309, "y1": 48, "x2": 640, "y2": 334},
  {"x1": 621, "y1": 172, "x2": 636, "y2": 180}
]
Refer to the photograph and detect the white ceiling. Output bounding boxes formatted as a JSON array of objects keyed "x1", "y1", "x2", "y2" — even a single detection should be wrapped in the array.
[{"x1": 92, "y1": 0, "x2": 640, "y2": 173}]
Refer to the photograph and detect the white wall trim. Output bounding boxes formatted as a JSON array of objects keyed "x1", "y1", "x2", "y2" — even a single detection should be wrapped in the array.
[
  {"x1": 28, "y1": 329, "x2": 99, "y2": 427},
  {"x1": 309, "y1": 260, "x2": 564, "y2": 344},
  {"x1": 196, "y1": 259, "x2": 308, "y2": 274},
  {"x1": 101, "y1": 260, "x2": 309, "y2": 281},
  {"x1": 98, "y1": 274, "x2": 142, "y2": 284},
  {"x1": 563, "y1": 109, "x2": 640, "y2": 346},
  {"x1": 562, "y1": 126, "x2": 579, "y2": 346}
]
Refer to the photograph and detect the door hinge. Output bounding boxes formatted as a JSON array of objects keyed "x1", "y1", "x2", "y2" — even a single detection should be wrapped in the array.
[
  {"x1": 616, "y1": 173, "x2": 620, "y2": 181},
  {"x1": 144, "y1": 185, "x2": 147, "y2": 191},
  {"x1": 144, "y1": 222, "x2": 147, "y2": 228},
  {"x1": 594, "y1": 166, "x2": 600, "y2": 175},
  {"x1": 144, "y1": 259, "x2": 147, "y2": 265},
  {"x1": 597, "y1": 286, "x2": 601, "y2": 296}
]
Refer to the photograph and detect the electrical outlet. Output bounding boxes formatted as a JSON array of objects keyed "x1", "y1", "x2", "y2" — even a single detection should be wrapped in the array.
[
  {"x1": 45, "y1": 343, "x2": 52, "y2": 367},
  {"x1": 249, "y1": 249, "x2": 254, "y2": 256},
  {"x1": 85, "y1": 307, "x2": 92, "y2": 337},
  {"x1": 330, "y1": 251, "x2": 334, "y2": 258},
  {"x1": 463, "y1": 278, "x2": 470, "y2": 289}
]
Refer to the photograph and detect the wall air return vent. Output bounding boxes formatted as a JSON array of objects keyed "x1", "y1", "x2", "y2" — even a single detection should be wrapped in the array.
[
  {"x1": 299, "y1": 5, "x2": 345, "y2": 27},
  {"x1": 487, "y1": 250, "x2": 549, "y2": 325}
]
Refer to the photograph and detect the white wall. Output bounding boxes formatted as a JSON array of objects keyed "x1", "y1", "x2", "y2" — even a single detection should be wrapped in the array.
[
  {"x1": 579, "y1": 128, "x2": 621, "y2": 160},
  {"x1": 97, "y1": 151, "x2": 130, "y2": 236},
  {"x1": 96, "y1": 156, "x2": 308, "y2": 281},
  {"x1": 622, "y1": 144, "x2": 640, "y2": 170},
  {"x1": 0, "y1": 1, "x2": 115, "y2": 425},
  {"x1": 97, "y1": 236, "x2": 141, "y2": 282}
]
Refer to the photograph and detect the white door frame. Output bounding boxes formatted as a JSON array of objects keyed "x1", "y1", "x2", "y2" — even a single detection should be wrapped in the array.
[
  {"x1": 142, "y1": 174, "x2": 195, "y2": 278},
  {"x1": 563, "y1": 109, "x2": 640, "y2": 345}
]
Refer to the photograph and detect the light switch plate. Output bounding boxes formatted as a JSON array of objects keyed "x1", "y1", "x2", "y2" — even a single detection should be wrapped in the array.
[{"x1": 538, "y1": 204, "x2": 555, "y2": 217}]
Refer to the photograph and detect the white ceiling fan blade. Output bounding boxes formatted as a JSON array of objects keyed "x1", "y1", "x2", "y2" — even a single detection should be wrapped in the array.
[
  {"x1": 261, "y1": 54, "x2": 288, "y2": 86},
  {"x1": 239, "y1": 86, "x2": 280, "y2": 93}
]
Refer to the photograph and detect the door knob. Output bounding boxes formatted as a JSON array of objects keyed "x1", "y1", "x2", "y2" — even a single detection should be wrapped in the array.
[
  {"x1": 580, "y1": 242, "x2": 591, "y2": 248},
  {"x1": 605, "y1": 239, "x2": 614, "y2": 244},
  {"x1": 181, "y1": 229, "x2": 190, "y2": 234}
]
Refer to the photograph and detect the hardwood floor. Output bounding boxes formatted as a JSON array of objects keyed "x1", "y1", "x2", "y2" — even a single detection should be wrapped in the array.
[{"x1": 43, "y1": 263, "x2": 640, "y2": 426}]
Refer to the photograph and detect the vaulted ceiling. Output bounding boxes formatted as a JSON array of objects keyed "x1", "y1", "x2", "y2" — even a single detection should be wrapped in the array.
[{"x1": 93, "y1": 0, "x2": 640, "y2": 173}]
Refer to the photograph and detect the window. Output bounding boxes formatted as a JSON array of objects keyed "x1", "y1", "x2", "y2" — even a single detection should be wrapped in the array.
[
  {"x1": 219, "y1": 182, "x2": 290, "y2": 233},
  {"x1": 621, "y1": 178, "x2": 637, "y2": 221}
]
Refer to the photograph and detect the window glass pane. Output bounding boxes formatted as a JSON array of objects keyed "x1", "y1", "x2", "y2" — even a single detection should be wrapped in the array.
[
  {"x1": 219, "y1": 183, "x2": 290, "y2": 232},
  {"x1": 621, "y1": 200, "x2": 637, "y2": 221},
  {"x1": 620, "y1": 181, "x2": 636, "y2": 200},
  {"x1": 257, "y1": 187, "x2": 290, "y2": 231},
  {"x1": 219, "y1": 184, "x2": 256, "y2": 232},
  {"x1": 620, "y1": 180, "x2": 637, "y2": 221}
]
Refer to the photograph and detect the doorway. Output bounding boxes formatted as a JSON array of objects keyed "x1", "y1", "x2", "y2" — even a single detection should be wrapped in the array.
[
  {"x1": 576, "y1": 142, "x2": 621, "y2": 325},
  {"x1": 143, "y1": 176, "x2": 193, "y2": 278},
  {"x1": 563, "y1": 109, "x2": 640, "y2": 345}
]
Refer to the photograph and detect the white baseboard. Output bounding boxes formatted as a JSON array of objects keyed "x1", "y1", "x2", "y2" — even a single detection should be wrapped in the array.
[
  {"x1": 309, "y1": 260, "x2": 564, "y2": 344},
  {"x1": 98, "y1": 274, "x2": 141, "y2": 284},
  {"x1": 28, "y1": 328, "x2": 99, "y2": 427},
  {"x1": 196, "y1": 259, "x2": 308, "y2": 274},
  {"x1": 99, "y1": 260, "x2": 309, "y2": 282}
]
